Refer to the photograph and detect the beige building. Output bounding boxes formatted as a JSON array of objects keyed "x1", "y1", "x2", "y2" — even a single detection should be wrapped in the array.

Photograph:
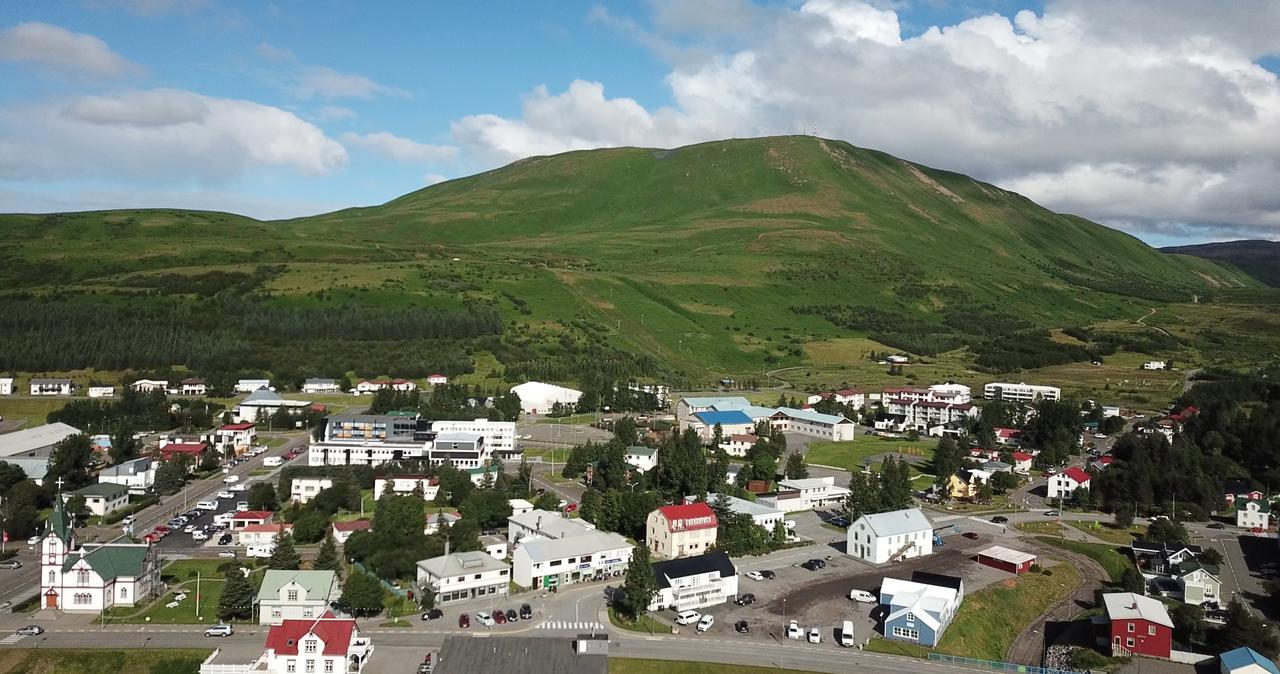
[{"x1": 646, "y1": 502, "x2": 718, "y2": 560}]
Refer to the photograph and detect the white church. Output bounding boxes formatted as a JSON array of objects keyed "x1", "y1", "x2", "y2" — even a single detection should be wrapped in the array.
[{"x1": 39, "y1": 490, "x2": 161, "y2": 613}]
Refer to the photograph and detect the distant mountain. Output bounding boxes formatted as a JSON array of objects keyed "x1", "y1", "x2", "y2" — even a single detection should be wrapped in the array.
[{"x1": 1161, "y1": 240, "x2": 1280, "y2": 286}]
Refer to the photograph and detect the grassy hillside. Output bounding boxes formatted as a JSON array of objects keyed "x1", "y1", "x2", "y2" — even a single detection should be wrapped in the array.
[
  {"x1": 0, "y1": 136, "x2": 1268, "y2": 388},
  {"x1": 1162, "y1": 239, "x2": 1280, "y2": 287}
]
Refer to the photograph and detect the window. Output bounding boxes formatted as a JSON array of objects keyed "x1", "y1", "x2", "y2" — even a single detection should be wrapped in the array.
[
  {"x1": 272, "y1": 608, "x2": 282, "y2": 617},
  {"x1": 1148, "y1": 626, "x2": 1156, "y2": 636},
  {"x1": 120, "y1": 587, "x2": 128, "y2": 599},
  {"x1": 304, "y1": 640, "x2": 317, "y2": 654},
  {"x1": 77, "y1": 569, "x2": 90, "y2": 586},
  {"x1": 1127, "y1": 623, "x2": 1135, "y2": 633},
  {"x1": 288, "y1": 590, "x2": 299, "y2": 601},
  {"x1": 48, "y1": 570, "x2": 56, "y2": 584},
  {"x1": 1126, "y1": 637, "x2": 1134, "y2": 648},
  {"x1": 305, "y1": 659, "x2": 315, "y2": 672},
  {"x1": 286, "y1": 662, "x2": 297, "y2": 674},
  {"x1": 324, "y1": 662, "x2": 334, "y2": 674},
  {"x1": 891, "y1": 626, "x2": 919, "y2": 640},
  {"x1": 905, "y1": 612, "x2": 915, "y2": 622}
]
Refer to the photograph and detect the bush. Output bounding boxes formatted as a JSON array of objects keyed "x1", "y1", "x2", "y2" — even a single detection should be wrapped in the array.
[
  {"x1": 1029, "y1": 563, "x2": 1043, "y2": 573},
  {"x1": 1041, "y1": 568, "x2": 1053, "y2": 576}
]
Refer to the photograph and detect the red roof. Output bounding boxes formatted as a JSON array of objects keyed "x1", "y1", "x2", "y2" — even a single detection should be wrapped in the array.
[
  {"x1": 996, "y1": 428, "x2": 1022, "y2": 438},
  {"x1": 1011, "y1": 451, "x2": 1033, "y2": 461},
  {"x1": 331, "y1": 520, "x2": 371, "y2": 532},
  {"x1": 1098, "y1": 456, "x2": 1114, "y2": 465},
  {"x1": 1061, "y1": 467, "x2": 1092, "y2": 484},
  {"x1": 657, "y1": 502, "x2": 718, "y2": 532},
  {"x1": 429, "y1": 373, "x2": 446, "y2": 378},
  {"x1": 835, "y1": 388, "x2": 864, "y2": 396},
  {"x1": 240, "y1": 523, "x2": 291, "y2": 534},
  {"x1": 265, "y1": 616, "x2": 358, "y2": 657},
  {"x1": 219, "y1": 423, "x2": 255, "y2": 431},
  {"x1": 161, "y1": 442, "x2": 208, "y2": 454},
  {"x1": 232, "y1": 510, "x2": 275, "y2": 521},
  {"x1": 727, "y1": 434, "x2": 757, "y2": 443}
]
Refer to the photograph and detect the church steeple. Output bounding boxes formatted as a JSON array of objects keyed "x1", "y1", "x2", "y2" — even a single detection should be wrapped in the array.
[{"x1": 47, "y1": 480, "x2": 73, "y2": 545}]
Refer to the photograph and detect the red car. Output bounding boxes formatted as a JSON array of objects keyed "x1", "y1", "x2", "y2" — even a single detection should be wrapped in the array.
[
  {"x1": 563, "y1": 502, "x2": 578, "y2": 513},
  {"x1": 493, "y1": 610, "x2": 507, "y2": 625},
  {"x1": 458, "y1": 613, "x2": 470, "y2": 628}
]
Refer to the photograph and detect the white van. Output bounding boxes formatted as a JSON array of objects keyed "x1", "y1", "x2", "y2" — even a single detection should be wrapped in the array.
[
  {"x1": 848, "y1": 589, "x2": 876, "y2": 603},
  {"x1": 675, "y1": 610, "x2": 701, "y2": 626},
  {"x1": 263, "y1": 457, "x2": 283, "y2": 467},
  {"x1": 839, "y1": 620, "x2": 855, "y2": 648},
  {"x1": 213, "y1": 511, "x2": 235, "y2": 525},
  {"x1": 196, "y1": 500, "x2": 219, "y2": 511},
  {"x1": 246, "y1": 544, "x2": 276, "y2": 558}
]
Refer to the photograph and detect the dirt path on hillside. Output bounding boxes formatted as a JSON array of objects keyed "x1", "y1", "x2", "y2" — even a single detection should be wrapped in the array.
[{"x1": 1005, "y1": 538, "x2": 1111, "y2": 666}]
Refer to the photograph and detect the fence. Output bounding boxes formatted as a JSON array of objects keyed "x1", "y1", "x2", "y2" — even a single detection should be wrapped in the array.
[
  {"x1": 926, "y1": 653, "x2": 1083, "y2": 674},
  {"x1": 350, "y1": 561, "x2": 408, "y2": 598}
]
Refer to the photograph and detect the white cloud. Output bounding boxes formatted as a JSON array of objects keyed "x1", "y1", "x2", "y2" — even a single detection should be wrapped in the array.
[
  {"x1": 424, "y1": 173, "x2": 449, "y2": 186},
  {"x1": 0, "y1": 22, "x2": 140, "y2": 77},
  {"x1": 314, "y1": 105, "x2": 357, "y2": 122},
  {"x1": 0, "y1": 89, "x2": 347, "y2": 183},
  {"x1": 340, "y1": 132, "x2": 457, "y2": 163},
  {"x1": 290, "y1": 66, "x2": 411, "y2": 100},
  {"x1": 450, "y1": 0, "x2": 1280, "y2": 240}
]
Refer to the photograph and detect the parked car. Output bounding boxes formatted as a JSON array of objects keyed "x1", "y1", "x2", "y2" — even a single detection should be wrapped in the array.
[
  {"x1": 26, "y1": 536, "x2": 40, "y2": 546},
  {"x1": 218, "y1": 533, "x2": 233, "y2": 545},
  {"x1": 191, "y1": 530, "x2": 208, "y2": 541},
  {"x1": 217, "y1": 491, "x2": 234, "y2": 499},
  {"x1": 230, "y1": 483, "x2": 249, "y2": 492},
  {"x1": 476, "y1": 612, "x2": 495, "y2": 627},
  {"x1": 505, "y1": 609, "x2": 518, "y2": 623},
  {"x1": 0, "y1": 559, "x2": 22, "y2": 570},
  {"x1": 519, "y1": 604, "x2": 533, "y2": 620},
  {"x1": 829, "y1": 516, "x2": 850, "y2": 527},
  {"x1": 848, "y1": 589, "x2": 876, "y2": 603},
  {"x1": 734, "y1": 620, "x2": 749, "y2": 633},
  {"x1": 204, "y1": 624, "x2": 234, "y2": 637},
  {"x1": 421, "y1": 608, "x2": 444, "y2": 621},
  {"x1": 786, "y1": 620, "x2": 802, "y2": 639},
  {"x1": 15, "y1": 625, "x2": 44, "y2": 636},
  {"x1": 183, "y1": 524, "x2": 197, "y2": 534},
  {"x1": 675, "y1": 610, "x2": 701, "y2": 626},
  {"x1": 961, "y1": 532, "x2": 979, "y2": 540},
  {"x1": 236, "y1": 502, "x2": 250, "y2": 512},
  {"x1": 745, "y1": 571, "x2": 764, "y2": 582},
  {"x1": 800, "y1": 559, "x2": 826, "y2": 571},
  {"x1": 839, "y1": 620, "x2": 855, "y2": 647},
  {"x1": 760, "y1": 570, "x2": 776, "y2": 580},
  {"x1": 735, "y1": 593, "x2": 756, "y2": 606},
  {"x1": 217, "y1": 550, "x2": 237, "y2": 558},
  {"x1": 493, "y1": 610, "x2": 506, "y2": 625},
  {"x1": 696, "y1": 614, "x2": 715, "y2": 633},
  {"x1": 1044, "y1": 510, "x2": 1060, "y2": 517},
  {"x1": 222, "y1": 474, "x2": 240, "y2": 484},
  {"x1": 991, "y1": 516, "x2": 1009, "y2": 524},
  {"x1": 458, "y1": 613, "x2": 470, "y2": 628},
  {"x1": 1207, "y1": 522, "x2": 1226, "y2": 530},
  {"x1": 807, "y1": 627, "x2": 821, "y2": 644}
]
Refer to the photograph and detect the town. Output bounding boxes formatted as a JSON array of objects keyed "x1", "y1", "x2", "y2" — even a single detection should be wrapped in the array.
[{"x1": 0, "y1": 367, "x2": 1275, "y2": 674}]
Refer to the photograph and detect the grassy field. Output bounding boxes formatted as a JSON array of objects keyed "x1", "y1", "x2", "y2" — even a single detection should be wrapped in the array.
[
  {"x1": 1015, "y1": 521, "x2": 1063, "y2": 536},
  {"x1": 804, "y1": 437, "x2": 934, "y2": 471},
  {"x1": 0, "y1": 649, "x2": 209, "y2": 674},
  {"x1": 1065, "y1": 521, "x2": 1143, "y2": 545},
  {"x1": 1036, "y1": 537, "x2": 1130, "y2": 582},
  {"x1": 0, "y1": 397, "x2": 71, "y2": 429},
  {"x1": 610, "y1": 660, "x2": 826, "y2": 674},
  {"x1": 106, "y1": 559, "x2": 255, "y2": 624},
  {"x1": 934, "y1": 563, "x2": 1082, "y2": 660}
]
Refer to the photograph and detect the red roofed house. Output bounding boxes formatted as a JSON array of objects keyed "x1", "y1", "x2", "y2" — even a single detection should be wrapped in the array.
[
  {"x1": 213, "y1": 422, "x2": 256, "y2": 456},
  {"x1": 1103, "y1": 592, "x2": 1172, "y2": 659},
  {"x1": 646, "y1": 502, "x2": 719, "y2": 560},
  {"x1": 353, "y1": 379, "x2": 417, "y2": 395},
  {"x1": 994, "y1": 428, "x2": 1023, "y2": 447},
  {"x1": 331, "y1": 520, "x2": 371, "y2": 545},
  {"x1": 427, "y1": 374, "x2": 448, "y2": 385},
  {"x1": 718, "y1": 433, "x2": 758, "y2": 457},
  {"x1": 1010, "y1": 451, "x2": 1033, "y2": 474},
  {"x1": 260, "y1": 614, "x2": 373, "y2": 674},
  {"x1": 969, "y1": 448, "x2": 1001, "y2": 461},
  {"x1": 238, "y1": 522, "x2": 292, "y2": 547},
  {"x1": 158, "y1": 441, "x2": 210, "y2": 469},
  {"x1": 232, "y1": 511, "x2": 276, "y2": 530},
  {"x1": 1048, "y1": 467, "x2": 1092, "y2": 500}
]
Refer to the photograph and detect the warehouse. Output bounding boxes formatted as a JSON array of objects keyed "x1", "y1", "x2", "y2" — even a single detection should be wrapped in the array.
[{"x1": 976, "y1": 545, "x2": 1037, "y2": 574}]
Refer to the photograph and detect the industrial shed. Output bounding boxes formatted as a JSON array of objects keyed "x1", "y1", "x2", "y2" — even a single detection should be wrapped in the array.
[{"x1": 976, "y1": 545, "x2": 1037, "y2": 574}]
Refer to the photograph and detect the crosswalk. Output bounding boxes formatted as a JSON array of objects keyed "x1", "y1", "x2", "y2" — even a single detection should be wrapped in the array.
[
  {"x1": 0, "y1": 634, "x2": 28, "y2": 645},
  {"x1": 537, "y1": 620, "x2": 605, "y2": 631}
]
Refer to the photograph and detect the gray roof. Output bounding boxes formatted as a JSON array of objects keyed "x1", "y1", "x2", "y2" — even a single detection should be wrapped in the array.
[
  {"x1": 680, "y1": 396, "x2": 751, "y2": 410},
  {"x1": 435, "y1": 432, "x2": 483, "y2": 444},
  {"x1": 0, "y1": 422, "x2": 83, "y2": 458},
  {"x1": 255, "y1": 569, "x2": 337, "y2": 603},
  {"x1": 435, "y1": 637, "x2": 606, "y2": 674},
  {"x1": 3, "y1": 457, "x2": 48, "y2": 479},
  {"x1": 416, "y1": 551, "x2": 509, "y2": 579},
  {"x1": 69, "y1": 482, "x2": 129, "y2": 498},
  {"x1": 29, "y1": 378, "x2": 72, "y2": 385},
  {"x1": 518, "y1": 530, "x2": 632, "y2": 563},
  {"x1": 857, "y1": 508, "x2": 933, "y2": 538},
  {"x1": 696, "y1": 493, "x2": 782, "y2": 519},
  {"x1": 241, "y1": 388, "x2": 283, "y2": 404},
  {"x1": 509, "y1": 510, "x2": 596, "y2": 540},
  {"x1": 304, "y1": 378, "x2": 337, "y2": 385},
  {"x1": 626, "y1": 446, "x2": 658, "y2": 457},
  {"x1": 99, "y1": 456, "x2": 153, "y2": 477}
]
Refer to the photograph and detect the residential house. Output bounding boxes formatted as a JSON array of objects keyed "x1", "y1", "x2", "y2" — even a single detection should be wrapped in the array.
[
  {"x1": 179, "y1": 378, "x2": 207, "y2": 395},
  {"x1": 301, "y1": 378, "x2": 341, "y2": 394},
  {"x1": 649, "y1": 550, "x2": 738, "y2": 612},
  {"x1": 846, "y1": 508, "x2": 934, "y2": 564},
  {"x1": 258, "y1": 615, "x2": 374, "y2": 674},
  {"x1": 330, "y1": 520, "x2": 370, "y2": 545},
  {"x1": 239, "y1": 523, "x2": 292, "y2": 547},
  {"x1": 1089, "y1": 456, "x2": 1115, "y2": 472},
  {"x1": 686, "y1": 493, "x2": 783, "y2": 531},
  {"x1": 98, "y1": 456, "x2": 155, "y2": 494},
  {"x1": 1237, "y1": 500, "x2": 1272, "y2": 531},
  {"x1": 1176, "y1": 560, "x2": 1222, "y2": 605},
  {"x1": 1224, "y1": 479, "x2": 1264, "y2": 507},
  {"x1": 510, "y1": 381, "x2": 581, "y2": 414},
  {"x1": 235, "y1": 379, "x2": 272, "y2": 393},
  {"x1": 969, "y1": 448, "x2": 1001, "y2": 461},
  {"x1": 0, "y1": 377, "x2": 11, "y2": 395},
  {"x1": 508, "y1": 499, "x2": 534, "y2": 516},
  {"x1": 480, "y1": 534, "x2": 508, "y2": 561},
  {"x1": 130, "y1": 379, "x2": 168, "y2": 393},
  {"x1": 1219, "y1": 647, "x2": 1279, "y2": 674},
  {"x1": 982, "y1": 382, "x2": 1062, "y2": 403},
  {"x1": 646, "y1": 502, "x2": 718, "y2": 560},
  {"x1": 777, "y1": 476, "x2": 851, "y2": 509},
  {"x1": 424, "y1": 511, "x2": 461, "y2": 535},
  {"x1": 690, "y1": 410, "x2": 755, "y2": 442},
  {"x1": 1010, "y1": 451, "x2": 1033, "y2": 473},
  {"x1": 256, "y1": 570, "x2": 338, "y2": 625},
  {"x1": 0, "y1": 422, "x2": 83, "y2": 485},
  {"x1": 879, "y1": 398, "x2": 978, "y2": 435},
  {"x1": 373, "y1": 475, "x2": 439, "y2": 501},
  {"x1": 624, "y1": 446, "x2": 659, "y2": 473},
  {"x1": 994, "y1": 428, "x2": 1023, "y2": 447},
  {"x1": 879, "y1": 575, "x2": 962, "y2": 647},
  {"x1": 511, "y1": 530, "x2": 633, "y2": 589},
  {"x1": 1047, "y1": 467, "x2": 1092, "y2": 500},
  {"x1": 289, "y1": 478, "x2": 334, "y2": 504},
  {"x1": 1104, "y1": 592, "x2": 1173, "y2": 659},
  {"x1": 232, "y1": 511, "x2": 275, "y2": 530},
  {"x1": 29, "y1": 378, "x2": 73, "y2": 396},
  {"x1": 718, "y1": 434, "x2": 758, "y2": 457},
  {"x1": 947, "y1": 469, "x2": 991, "y2": 500},
  {"x1": 416, "y1": 551, "x2": 510, "y2": 605},
  {"x1": 1142, "y1": 361, "x2": 1168, "y2": 370},
  {"x1": 212, "y1": 422, "x2": 257, "y2": 456},
  {"x1": 64, "y1": 483, "x2": 130, "y2": 517},
  {"x1": 466, "y1": 463, "x2": 500, "y2": 487},
  {"x1": 87, "y1": 385, "x2": 115, "y2": 398},
  {"x1": 233, "y1": 389, "x2": 311, "y2": 424},
  {"x1": 427, "y1": 374, "x2": 448, "y2": 385},
  {"x1": 157, "y1": 441, "x2": 211, "y2": 467},
  {"x1": 982, "y1": 460, "x2": 1013, "y2": 474},
  {"x1": 352, "y1": 378, "x2": 416, "y2": 394},
  {"x1": 39, "y1": 497, "x2": 160, "y2": 612}
]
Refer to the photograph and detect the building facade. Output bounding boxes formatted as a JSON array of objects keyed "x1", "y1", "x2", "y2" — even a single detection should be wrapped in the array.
[
  {"x1": 256, "y1": 570, "x2": 338, "y2": 625},
  {"x1": 983, "y1": 382, "x2": 1062, "y2": 403},
  {"x1": 648, "y1": 551, "x2": 739, "y2": 612},
  {"x1": 646, "y1": 503, "x2": 718, "y2": 560},
  {"x1": 415, "y1": 551, "x2": 511, "y2": 605},
  {"x1": 880, "y1": 576, "x2": 961, "y2": 647},
  {"x1": 846, "y1": 508, "x2": 934, "y2": 564},
  {"x1": 1104, "y1": 592, "x2": 1173, "y2": 659},
  {"x1": 97, "y1": 457, "x2": 155, "y2": 494},
  {"x1": 39, "y1": 498, "x2": 159, "y2": 612}
]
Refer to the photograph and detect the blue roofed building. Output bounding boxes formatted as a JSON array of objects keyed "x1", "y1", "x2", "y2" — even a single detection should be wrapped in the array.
[
  {"x1": 1220, "y1": 647, "x2": 1279, "y2": 674},
  {"x1": 690, "y1": 410, "x2": 755, "y2": 441},
  {"x1": 675, "y1": 396, "x2": 752, "y2": 425}
]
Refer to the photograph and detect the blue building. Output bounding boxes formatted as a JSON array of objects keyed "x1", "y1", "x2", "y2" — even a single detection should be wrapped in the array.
[
  {"x1": 1219, "y1": 647, "x2": 1279, "y2": 674},
  {"x1": 879, "y1": 575, "x2": 963, "y2": 647}
]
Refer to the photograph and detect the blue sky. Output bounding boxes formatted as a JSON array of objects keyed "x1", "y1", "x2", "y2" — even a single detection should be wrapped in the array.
[{"x1": 1, "y1": 0, "x2": 1278, "y2": 245}]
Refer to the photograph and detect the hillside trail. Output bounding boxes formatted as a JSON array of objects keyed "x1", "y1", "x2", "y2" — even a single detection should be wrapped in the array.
[{"x1": 1134, "y1": 307, "x2": 1172, "y2": 337}]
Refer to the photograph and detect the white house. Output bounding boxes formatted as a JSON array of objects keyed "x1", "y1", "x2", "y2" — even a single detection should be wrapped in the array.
[
  {"x1": 256, "y1": 570, "x2": 338, "y2": 625},
  {"x1": 624, "y1": 445, "x2": 659, "y2": 473},
  {"x1": 372, "y1": 475, "x2": 439, "y2": 501},
  {"x1": 353, "y1": 378, "x2": 417, "y2": 395},
  {"x1": 29, "y1": 378, "x2": 73, "y2": 396},
  {"x1": 1142, "y1": 361, "x2": 1168, "y2": 370},
  {"x1": 687, "y1": 494, "x2": 783, "y2": 531},
  {"x1": 179, "y1": 378, "x2": 207, "y2": 395},
  {"x1": 212, "y1": 422, "x2": 257, "y2": 456},
  {"x1": 233, "y1": 389, "x2": 311, "y2": 423},
  {"x1": 235, "y1": 379, "x2": 272, "y2": 393},
  {"x1": 806, "y1": 388, "x2": 866, "y2": 409},
  {"x1": 480, "y1": 534, "x2": 508, "y2": 561},
  {"x1": 330, "y1": 520, "x2": 371, "y2": 545},
  {"x1": 0, "y1": 377, "x2": 12, "y2": 396},
  {"x1": 257, "y1": 615, "x2": 373, "y2": 674},
  {"x1": 130, "y1": 379, "x2": 168, "y2": 393},
  {"x1": 983, "y1": 382, "x2": 1062, "y2": 403},
  {"x1": 777, "y1": 476, "x2": 851, "y2": 510},
  {"x1": 39, "y1": 498, "x2": 160, "y2": 613},
  {"x1": 424, "y1": 511, "x2": 462, "y2": 535},
  {"x1": 718, "y1": 434, "x2": 758, "y2": 457},
  {"x1": 846, "y1": 507, "x2": 934, "y2": 564},
  {"x1": 301, "y1": 378, "x2": 341, "y2": 394},
  {"x1": 64, "y1": 483, "x2": 130, "y2": 517},
  {"x1": 1236, "y1": 500, "x2": 1271, "y2": 530},
  {"x1": 87, "y1": 385, "x2": 115, "y2": 398},
  {"x1": 416, "y1": 551, "x2": 510, "y2": 605},
  {"x1": 646, "y1": 502, "x2": 718, "y2": 560},
  {"x1": 1047, "y1": 467, "x2": 1092, "y2": 500},
  {"x1": 511, "y1": 530, "x2": 633, "y2": 589},
  {"x1": 510, "y1": 381, "x2": 583, "y2": 415},
  {"x1": 1010, "y1": 451, "x2": 1034, "y2": 474},
  {"x1": 98, "y1": 456, "x2": 155, "y2": 494},
  {"x1": 649, "y1": 550, "x2": 739, "y2": 612},
  {"x1": 427, "y1": 374, "x2": 448, "y2": 386},
  {"x1": 239, "y1": 523, "x2": 292, "y2": 547},
  {"x1": 508, "y1": 498, "x2": 534, "y2": 516},
  {"x1": 289, "y1": 477, "x2": 334, "y2": 504}
]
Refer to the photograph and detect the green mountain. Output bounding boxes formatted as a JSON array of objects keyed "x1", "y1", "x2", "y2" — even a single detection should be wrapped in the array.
[
  {"x1": 0, "y1": 136, "x2": 1261, "y2": 384},
  {"x1": 1161, "y1": 240, "x2": 1280, "y2": 287}
]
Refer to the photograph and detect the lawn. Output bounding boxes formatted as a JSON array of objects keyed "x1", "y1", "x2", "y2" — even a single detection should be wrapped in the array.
[
  {"x1": 0, "y1": 649, "x2": 209, "y2": 674},
  {"x1": 932, "y1": 562, "x2": 1082, "y2": 661},
  {"x1": 804, "y1": 436, "x2": 934, "y2": 472},
  {"x1": 0, "y1": 396, "x2": 69, "y2": 428},
  {"x1": 535, "y1": 413, "x2": 600, "y2": 426},
  {"x1": 105, "y1": 559, "x2": 257, "y2": 624},
  {"x1": 1065, "y1": 521, "x2": 1142, "y2": 545},
  {"x1": 865, "y1": 637, "x2": 931, "y2": 659},
  {"x1": 1015, "y1": 521, "x2": 1063, "y2": 536},
  {"x1": 610, "y1": 660, "x2": 826, "y2": 674},
  {"x1": 1035, "y1": 537, "x2": 1131, "y2": 582},
  {"x1": 609, "y1": 607, "x2": 670, "y2": 635}
]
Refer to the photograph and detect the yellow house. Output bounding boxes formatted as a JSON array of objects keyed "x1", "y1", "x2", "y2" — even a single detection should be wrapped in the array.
[{"x1": 947, "y1": 469, "x2": 991, "y2": 499}]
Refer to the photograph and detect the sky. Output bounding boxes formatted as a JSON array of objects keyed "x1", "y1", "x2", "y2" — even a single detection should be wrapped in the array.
[{"x1": 1, "y1": 1, "x2": 1279, "y2": 246}]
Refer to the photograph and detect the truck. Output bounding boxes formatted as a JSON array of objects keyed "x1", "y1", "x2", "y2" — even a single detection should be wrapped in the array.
[
  {"x1": 246, "y1": 544, "x2": 276, "y2": 558},
  {"x1": 263, "y1": 456, "x2": 283, "y2": 467}
]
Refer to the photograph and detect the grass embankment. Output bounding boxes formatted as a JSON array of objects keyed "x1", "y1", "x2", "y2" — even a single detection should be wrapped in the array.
[
  {"x1": 608, "y1": 607, "x2": 670, "y2": 634},
  {"x1": 0, "y1": 649, "x2": 208, "y2": 674},
  {"x1": 804, "y1": 437, "x2": 933, "y2": 472},
  {"x1": 870, "y1": 562, "x2": 1082, "y2": 661},
  {"x1": 1064, "y1": 521, "x2": 1142, "y2": 545},
  {"x1": 610, "y1": 660, "x2": 826, "y2": 674},
  {"x1": 1035, "y1": 537, "x2": 1130, "y2": 582},
  {"x1": 535, "y1": 414, "x2": 599, "y2": 426}
]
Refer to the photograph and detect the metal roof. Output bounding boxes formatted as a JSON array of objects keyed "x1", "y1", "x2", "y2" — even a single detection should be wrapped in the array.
[
  {"x1": 0, "y1": 422, "x2": 82, "y2": 457},
  {"x1": 692, "y1": 410, "x2": 754, "y2": 426},
  {"x1": 1102, "y1": 592, "x2": 1173, "y2": 628},
  {"x1": 517, "y1": 530, "x2": 631, "y2": 563},
  {"x1": 977, "y1": 545, "x2": 1037, "y2": 566},
  {"x1": 856, "y1": 508, "x2": 932, "y2": 538},
  {"x1": 415, "y1": 551, "x2": 509, "y2": 579}
]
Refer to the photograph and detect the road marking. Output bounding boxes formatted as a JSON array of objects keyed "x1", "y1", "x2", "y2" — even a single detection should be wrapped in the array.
[
  {"x1": 537, "y1": 621, "x2": 604, "y2": 631},
  {"x1": 0, "y1": 634, "x2": 27, "y2": 644}
]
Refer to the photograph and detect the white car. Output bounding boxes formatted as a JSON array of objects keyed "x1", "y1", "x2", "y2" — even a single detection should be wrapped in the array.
[
  {"x1": 675, "y1": 610, "x2": 702, "y2": 626},
  {"x1": 182, "y1": 524, "x2": 196, "y2": 533},
  {"x1": 26, "y1": 536, "x2": 40, "y2": 547},
  {"x1": 848, "y1": 589, "x2": 876, "y2": 603},
  {"x1": 120, "y1": 515, "x2": 135, "y2": 526},
  {"x1": 229, "y1": 483, "x2": 249, "y2": 492},
  {"x1": 696, "y1": 614, "x2": 715, "y2": 633},
  {"x1": 745, "y1": 571, "x2": 764, "y2": 582},
  {"x1": 204, "y1": 624, "x2": 234, "y2": 637},
  {"x1": 217, "y1": 491, "x2": 234, "y2": 499},
  {"x1": 786, "y1": 621, "x2": 802, "y2": 640},
  {"x1": 807, "y1": 627, "x2": 821, "y2": 644},
  {"x1": 236, "y1": 502, "x2": 250, "y2": 512},
  {"x1": 475, "y1": 612, "x2": 495, "y2": 627},
  {"x1": 222, "y1": 474, "x2": 240, "y2": 484},
  {"x1": 191, "y1": 530, "x2": 208, "y2": 541}
]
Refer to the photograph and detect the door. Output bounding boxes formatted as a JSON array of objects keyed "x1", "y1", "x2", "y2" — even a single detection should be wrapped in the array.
[{"x1": 44, "y1": 590, "x2": 58, "y2": 608}]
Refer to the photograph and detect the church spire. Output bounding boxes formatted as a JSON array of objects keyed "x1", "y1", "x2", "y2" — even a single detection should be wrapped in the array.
[{"x1": 48, "y1": 488, "x2": 72, "y2": 544}]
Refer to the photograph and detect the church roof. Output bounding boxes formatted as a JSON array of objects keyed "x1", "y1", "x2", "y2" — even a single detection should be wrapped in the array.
[
  {"x1": 62, "y1": 544, "x2": 150, "y2": 582},
  {"x1": 47, "y1": 494, "x2": 72, "y2": 543}
]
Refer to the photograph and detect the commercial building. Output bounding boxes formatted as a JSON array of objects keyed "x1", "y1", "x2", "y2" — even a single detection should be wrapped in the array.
[
  {"x1": 1103, "y1": 592, "x2": 1173, "y2": 659},
  {"x1": 233, "y1": 389, "x2": 311, "y2": 424},
  {"x1": 255, "y1": 570, "x2": 338, "y2": 625},
  {"x1": 98, "y1": 456, "x2": 155, "y2": 494},
  {"x1": 512, "y1": 530, "x2": 633, "y2": 589},
  {"x1": 768, "y1": 407, "x2": 857, "y2": 441},
  {"x1": 976, "y1": 546, "x2": 1037, "y2": 574},
  {"x1": 879, "y1": 398, "x2": 978, "y2": 435},
  {"x1": 846, "y1": 508, "x2": 934, "y2": 564},
  {"x1": 308, "y1": 413, "x2": 493, "y2": 469},
  {"x1": 301, "y1": 378, "x2": 341, "y2": 394},
  {"x1": 675, "y1": 396, "x2": 751, "y2": 426},
  {"x1": 648, "y1": 550, "x2": 739, "y2": 612},
  {"x1": 0, "y1": 422, "x2": 83, "y2": 485},
  {"x1": 511, "y1": 381, "x2": 583, "y2": 415},
  {"x1": 64, "y1": 483, "x2": 130, "y2": 517},
  {"x1": 983, "y1": 382, "x2": 1062, "y2": 403},
  {"x1": 646, "y1": 502, "x2": 718, "y2": 560},
  {"x1": 690, "y1": 410, "x2": 755, "y2": 441},
  {"x1": 431, "y1": 418, "x2": 517, "y2": 458},
  {"x1": 777, "y1": 476, "x2": 851, "y2": 509},
  {"x1": 416, "y1": 551, "x2": 511, "y2": 605}
]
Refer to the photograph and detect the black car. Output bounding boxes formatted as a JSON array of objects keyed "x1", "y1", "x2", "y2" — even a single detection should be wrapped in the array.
[
  {"x1": 1207, "y1": 522, "x2": 1226, "y2": 529},
  {"x1": 734, "y1": 620, "x2": 749, "y2": 633},
  {"x1": 217, "y1": 533, "x2": 233, "y2": 545},
  {"x1": 735, "y1": 593, "x2": 756, "y2": 606},
  {"x1": 519, "y1": 604, "x2": 533, "y2": 620},
  {"x1": 760, "y1": 569, "x2": 776, "y2": 579},
  {"x1": 506, "y1": 609, "x2": 519, "y2": 623},
  {"x1": 991, "y1": 516, "x2": 1009, "y2": 524},
  {"x1": 800, "y1": 559, "x2": 825, "y2": 571},
  {"x1": 421, "y1": 608, "x2": 444, "y2": 621}
]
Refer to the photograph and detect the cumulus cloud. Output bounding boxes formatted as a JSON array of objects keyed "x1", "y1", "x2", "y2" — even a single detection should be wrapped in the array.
[
  {"x1": 290, "y1": 66, "x2": 410, "y2": 100},
  {"x1": 340, "y1": 131, "x2": 457, "y2": 163},
  {"x1": 451, "y1": 0, "x2": 1280, "y2": 240},
  {"x1": 0, "y1": 89, "x2": 347, "y2": 183},
  {"x1": 0, "y1": 21, "x2": 140, "y2": 77}
]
